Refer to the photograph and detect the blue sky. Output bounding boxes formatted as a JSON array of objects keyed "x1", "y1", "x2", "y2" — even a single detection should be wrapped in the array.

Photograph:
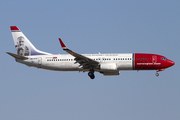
[{"x1": 1, "y1": 0, "x2": 180, "y2": 120}]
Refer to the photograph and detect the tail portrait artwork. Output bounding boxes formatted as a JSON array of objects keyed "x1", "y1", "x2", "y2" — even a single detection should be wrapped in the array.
[{"x1": 10, "y1": 26, "x2": 51, "y2": 56}]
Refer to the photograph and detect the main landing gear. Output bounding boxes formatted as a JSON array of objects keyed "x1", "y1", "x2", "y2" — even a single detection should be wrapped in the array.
[{"x1": 88, "y1": 69, "x2": 95, "y2": 79}]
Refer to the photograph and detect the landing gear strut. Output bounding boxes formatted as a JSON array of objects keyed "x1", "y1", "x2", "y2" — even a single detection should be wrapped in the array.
[{"x1": 88, "y1": 69, "x2": 95, "y2": 79}]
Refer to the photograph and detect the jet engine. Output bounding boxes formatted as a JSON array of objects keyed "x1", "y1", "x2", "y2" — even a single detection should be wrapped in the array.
[{"x1": 100, "y1": 63, "x2": 117, "y2": 71}]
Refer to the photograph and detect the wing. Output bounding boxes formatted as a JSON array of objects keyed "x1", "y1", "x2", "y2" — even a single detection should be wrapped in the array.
[{"x1": 59, "y1": 38, "x2": 99, "y2": 69}]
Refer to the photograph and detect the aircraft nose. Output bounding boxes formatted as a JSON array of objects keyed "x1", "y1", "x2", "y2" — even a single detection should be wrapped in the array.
[{"x1": 169, "y1": 60, "x2": 175, "y2": 67}]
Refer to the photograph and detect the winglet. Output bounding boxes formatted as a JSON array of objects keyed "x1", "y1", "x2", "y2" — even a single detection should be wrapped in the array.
[{"x1": 59, "y1": 38, "x2": 68, "y2": 50}]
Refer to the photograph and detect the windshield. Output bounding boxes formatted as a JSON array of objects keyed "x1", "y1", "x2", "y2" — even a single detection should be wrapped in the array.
[{"x1": 161, "y1": 57, "x2": 167, "y2": 60}]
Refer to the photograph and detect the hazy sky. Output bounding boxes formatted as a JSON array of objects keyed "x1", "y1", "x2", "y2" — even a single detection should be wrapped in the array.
[{"x1": 1, "y1": 0, "x2": 180, "y2": 120}]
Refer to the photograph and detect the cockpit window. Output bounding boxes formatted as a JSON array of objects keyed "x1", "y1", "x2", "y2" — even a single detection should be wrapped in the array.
[{"x1": 161, "y1": 57, "x2": 167, "y2": 60}]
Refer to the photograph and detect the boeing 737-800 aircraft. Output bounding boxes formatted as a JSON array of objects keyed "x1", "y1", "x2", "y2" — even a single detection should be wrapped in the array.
[{"x1": 7, "y1": 26, "x2": 175, "y2": 79}]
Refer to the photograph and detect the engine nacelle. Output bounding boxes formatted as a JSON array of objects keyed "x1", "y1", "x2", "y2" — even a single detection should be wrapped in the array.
[{"x1": 100, "y1": 63, "x2": 117, "y2": 71}]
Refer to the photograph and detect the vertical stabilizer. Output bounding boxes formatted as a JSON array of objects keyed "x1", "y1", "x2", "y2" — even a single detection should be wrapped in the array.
[{"x1": 10, "y1": 26, "x2": 51, "y2": 56}]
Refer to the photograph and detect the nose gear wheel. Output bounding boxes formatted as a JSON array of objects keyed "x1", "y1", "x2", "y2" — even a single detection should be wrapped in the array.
[{"x1": 156, "y1": 72, "x2": 159, "y2": 77}]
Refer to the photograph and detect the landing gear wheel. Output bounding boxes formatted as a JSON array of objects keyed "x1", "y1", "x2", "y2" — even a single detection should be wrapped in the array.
[
  {"x1": 88, "y1": 69, "x2": 95, "y2": 79},
  {"x1": 88, "y1": 72, "x2": 95, "y2": 79},
  {"x1": 156, "y1": 72, "x2": 159, "y2": 77}
]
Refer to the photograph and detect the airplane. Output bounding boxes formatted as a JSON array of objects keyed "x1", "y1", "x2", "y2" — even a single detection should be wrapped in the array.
[{"x1": 7, "y1": 26, "x2": 175, "y2": 79}]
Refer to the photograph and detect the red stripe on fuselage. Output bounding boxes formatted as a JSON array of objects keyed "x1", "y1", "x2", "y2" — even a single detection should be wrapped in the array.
[{"x1": 134, "y1": 53, "x2": 174, "y2": 70}]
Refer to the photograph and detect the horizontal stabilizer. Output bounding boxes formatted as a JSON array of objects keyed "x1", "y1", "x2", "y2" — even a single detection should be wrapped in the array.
[{"x1": 6, "y1": 52, "x2": 28, "y2": 60}]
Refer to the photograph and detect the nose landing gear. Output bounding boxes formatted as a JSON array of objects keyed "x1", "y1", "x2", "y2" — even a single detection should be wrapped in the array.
[
  {"x1": 88, "y1": 69, "x2": 95, "y2": 79},
  {"x1": 155, "y1": 69, "x2": 165, "y2": 77},
  {"x1": 156, "y1": 72, "x2": 159, "y2": 77}
]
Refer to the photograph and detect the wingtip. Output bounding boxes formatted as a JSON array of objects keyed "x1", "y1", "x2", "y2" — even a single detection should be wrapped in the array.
[{"x1": 59, "y1": 38, "x2": 67, "y2": 49}]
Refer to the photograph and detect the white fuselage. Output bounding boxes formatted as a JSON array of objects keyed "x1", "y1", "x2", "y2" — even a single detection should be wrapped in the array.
[{"x1": 16, "y1": 53, "x2": 133, "y2": 72}]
